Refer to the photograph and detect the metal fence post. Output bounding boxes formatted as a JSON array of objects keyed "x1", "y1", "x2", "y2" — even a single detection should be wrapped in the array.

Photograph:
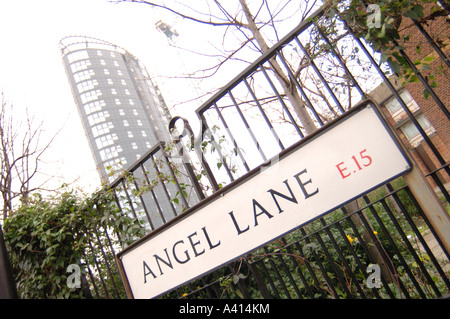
[{"x1": 403, "y1": 164, "x2": 450, "y2": 256}]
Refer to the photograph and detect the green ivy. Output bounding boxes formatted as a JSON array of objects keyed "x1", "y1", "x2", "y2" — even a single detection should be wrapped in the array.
[
  {"x1": 3, "y1": 187, "x2": 145, "y2": 299},
  {"x1": 322, "y1": 0, "x2": 443, "y2": 97}
]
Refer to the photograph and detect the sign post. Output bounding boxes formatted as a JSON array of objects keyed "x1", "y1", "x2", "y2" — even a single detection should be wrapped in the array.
[
  {"x1": 0, "y1": 225, "x2": 17, "y2": 299},
  {"x1": 116, "y1": 100, "x2": 412, "y2": 299}
]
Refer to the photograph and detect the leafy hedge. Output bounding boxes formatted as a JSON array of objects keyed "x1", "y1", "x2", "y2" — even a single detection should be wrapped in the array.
[{"x1": 3, "y1": 188, "x2": 145, "y2": 299}]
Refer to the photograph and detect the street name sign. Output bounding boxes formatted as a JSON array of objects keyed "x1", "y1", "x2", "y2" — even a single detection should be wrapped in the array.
[{"x1": 116, "y1": 101, "x2": 411, "y2": 299}]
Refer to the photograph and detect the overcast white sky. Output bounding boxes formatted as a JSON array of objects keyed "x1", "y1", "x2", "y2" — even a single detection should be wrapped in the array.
[
  {"x1": 0, "y1": 0, "x2": 317, "y2": 198},
  {"x1": 0, "y1": 0, "x2": 218, "y2": 194}
]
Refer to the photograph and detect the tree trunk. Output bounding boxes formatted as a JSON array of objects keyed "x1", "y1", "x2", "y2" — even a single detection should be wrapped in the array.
[
  {"x1": 239, "y1": 0, "x2": 395, "y2": 286},
  {"x1": 238, "y1": 0, "x2": 317, "y2": 135},
  {"x1": 345, "y1": 200, "x2": 396, "y2": 284}
]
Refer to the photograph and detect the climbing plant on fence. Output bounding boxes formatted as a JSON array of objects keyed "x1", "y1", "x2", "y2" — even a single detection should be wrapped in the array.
[
  {"x1": 322, "y1": 0, "x2": 444, "y2": 96},
  {"x1": 2, "y1": 187, "x2": 145, "y2": 299}
]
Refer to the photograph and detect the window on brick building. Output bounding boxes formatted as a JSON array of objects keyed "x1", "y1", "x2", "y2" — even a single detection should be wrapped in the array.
[
  {"x1": 400, "y1": 114, "x2": 435, "y2": 147},
  {"x1": 385, "y1": 89, "x2": 435, "y2": 148},
  {"x1": 386, "y1": 90, "x2": 419, "y2": 121}
]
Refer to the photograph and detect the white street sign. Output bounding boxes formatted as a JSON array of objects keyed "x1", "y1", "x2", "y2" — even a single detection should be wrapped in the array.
[{"x1": 117, "y1": 101, "x2": 411, "y2": 299}]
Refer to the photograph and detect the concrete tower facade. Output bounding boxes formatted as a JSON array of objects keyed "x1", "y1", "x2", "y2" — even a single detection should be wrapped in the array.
[{"x1": 60, "y1": 36, "x2": 172, "y2": 181}]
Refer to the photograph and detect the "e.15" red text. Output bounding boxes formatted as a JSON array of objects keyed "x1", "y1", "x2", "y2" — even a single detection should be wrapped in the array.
[{"x1": 336, "y1": 149, "x2": 373, "y2": 179}]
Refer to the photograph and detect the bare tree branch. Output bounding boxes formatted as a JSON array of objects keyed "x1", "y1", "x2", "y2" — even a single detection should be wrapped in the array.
[
  {"x1": 0, "y1": 94, "x2": 60, "y2": 219},
  {"x1": 112, "y1": 0, "x2": 338, "y2": 134},
  {"x1": 110, "y1": 0, "x2": 247, "y2": 27}
]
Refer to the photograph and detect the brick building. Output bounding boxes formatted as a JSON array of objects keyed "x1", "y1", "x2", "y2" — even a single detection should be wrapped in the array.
[{"x1": 369, "y1": 2, "x2": 449, "y2": 189}]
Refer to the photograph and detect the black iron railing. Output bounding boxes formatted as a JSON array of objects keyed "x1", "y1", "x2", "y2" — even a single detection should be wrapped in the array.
[{"x1": 80, "y1": 4, "x2": 449, "y2": 299}]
